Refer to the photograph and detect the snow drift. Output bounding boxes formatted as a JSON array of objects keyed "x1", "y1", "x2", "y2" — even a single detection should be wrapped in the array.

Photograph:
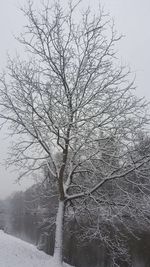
[{"x1": 0, "y1": 230, "x2": 69, "y2": 267}]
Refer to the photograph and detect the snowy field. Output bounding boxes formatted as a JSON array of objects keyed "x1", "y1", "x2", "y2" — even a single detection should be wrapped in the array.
[{"x1": 0, "y1": 230, "x2": 68, "y2": 267}]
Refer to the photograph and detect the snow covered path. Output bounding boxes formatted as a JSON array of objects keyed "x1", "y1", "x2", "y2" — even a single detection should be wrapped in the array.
[{"x1": 0, "y1": 230, "x2": 60, "y2": 267}]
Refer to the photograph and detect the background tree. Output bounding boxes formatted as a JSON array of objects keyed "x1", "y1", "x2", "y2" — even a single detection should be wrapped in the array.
[{"x1": 0, "y1": 1, "x2": 150, "y2": 266}]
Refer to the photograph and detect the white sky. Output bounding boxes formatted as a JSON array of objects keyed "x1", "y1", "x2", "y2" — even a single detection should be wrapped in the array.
[{"x1": 0, "y1": 0, "x2": 150, "y2": 199}]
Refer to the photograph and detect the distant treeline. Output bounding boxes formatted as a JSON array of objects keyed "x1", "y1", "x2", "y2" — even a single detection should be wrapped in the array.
[{"x1": 0, "y1": 182, "x2": 150, "y2": 267}]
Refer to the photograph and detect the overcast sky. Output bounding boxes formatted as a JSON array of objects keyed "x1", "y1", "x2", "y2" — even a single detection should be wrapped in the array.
[{"x1": 0, "y1": 0, "x2": 150, "y2": 199}]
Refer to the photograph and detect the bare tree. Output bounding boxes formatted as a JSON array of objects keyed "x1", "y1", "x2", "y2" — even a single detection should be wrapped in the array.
[{"x1": 0, "y1": 1, "x2": 149, "y2": 266}]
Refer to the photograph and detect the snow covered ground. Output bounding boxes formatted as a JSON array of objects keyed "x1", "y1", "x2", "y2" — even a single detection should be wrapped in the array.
[{"x1": 0, "y1": 230, "x2": 68, "y2": 267}]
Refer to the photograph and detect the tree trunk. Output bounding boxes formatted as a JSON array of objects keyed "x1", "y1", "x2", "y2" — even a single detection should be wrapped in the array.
[{"x1": 53, "y1": 200, "x2": 65, "y2": 266}]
